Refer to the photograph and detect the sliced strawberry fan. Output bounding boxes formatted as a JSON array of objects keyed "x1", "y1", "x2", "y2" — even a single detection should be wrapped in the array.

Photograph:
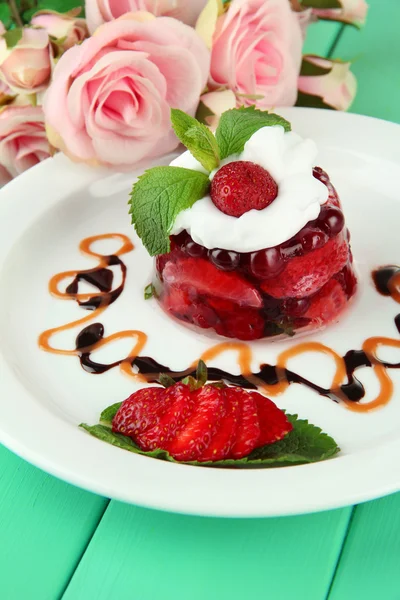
[{"x1": 111, "y1": 361, "x2": 293, "y2": 463}]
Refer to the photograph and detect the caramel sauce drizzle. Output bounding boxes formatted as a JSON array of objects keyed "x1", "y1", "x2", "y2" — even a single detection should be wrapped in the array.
[
  {"x1": 38, "y1": 236, "x2": 400, "y2": 413},
  {"x1": 38, "y1": 234, "x2": 147, "y2": 378}
]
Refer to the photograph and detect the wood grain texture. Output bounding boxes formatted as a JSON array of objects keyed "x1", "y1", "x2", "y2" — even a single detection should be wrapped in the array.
[
  {"x1": 328, "y1": 493, "x2": 400, "y2": 600},
  {"x1": 332, "y1": 0, "x2": 400, "y2": 124},
  {"x1": 0, "y1": 445, "x2": 108, "y2": 600},
  {"x1": 62, "y1": 502, "x2": 352, "y2": 600}
]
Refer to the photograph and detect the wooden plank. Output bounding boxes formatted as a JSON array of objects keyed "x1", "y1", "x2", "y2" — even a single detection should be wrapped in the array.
[
  {"x1": 331, "y1": 0, "x2": 400, "y2": 124},
  {"x1": 0, "y1": 445, "x2": 108, "y2": 600},
  {"x1": 62, "y1": 502, "x2": 352, "y2": 600},
  {"x1": 328, "y1": 493, "x2": 400, "y2": 600},
  {"x1": 326, "y1": 1, "x2": 400, "y2": 597},
  {"x1": 303, "y1": 20, "x2": 342, "y2": 57}
]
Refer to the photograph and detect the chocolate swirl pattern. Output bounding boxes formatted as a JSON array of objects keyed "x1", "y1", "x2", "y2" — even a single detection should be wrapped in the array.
[{"x1": 38, "y1": 235, "x2": 400, "y2": 413}]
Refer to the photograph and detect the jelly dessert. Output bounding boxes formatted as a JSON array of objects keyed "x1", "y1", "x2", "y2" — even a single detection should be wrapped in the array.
[{"x1": 129, "y1": 107, "x2": 357, "y2": 341}]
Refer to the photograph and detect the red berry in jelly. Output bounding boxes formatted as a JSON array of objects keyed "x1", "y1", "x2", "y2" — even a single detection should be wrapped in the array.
[
  {"x1": 209, "y1": 248, "x2": 240, "y2": 271},
  {"x1": 249, "y1": 247, "x2": 285, "y2": 279}
]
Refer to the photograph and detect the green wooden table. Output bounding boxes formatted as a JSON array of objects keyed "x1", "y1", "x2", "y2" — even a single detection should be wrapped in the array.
[{"x1": 1, "y1": 2, "x2": 400, "y2": 598}]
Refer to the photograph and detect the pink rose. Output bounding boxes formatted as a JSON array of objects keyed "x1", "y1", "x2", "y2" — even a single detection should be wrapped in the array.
[
  {"x1": 0, "y1": 28, "x2": 53, "y2": 94},
  {"x1": 298, "y1": 55, "x2": 357, "y2": 111},
  {"x1": 85, "y1": 0, "x2": 208, "y2": 34},
  {"x1": 209, "y1": 0, "x2": 303, "y2": 109},
  {"x1": 0, "y1": 104, "x2": 52, "y2": 187},
  {"x1": 31, "y1": 9, "x2": 89, "y2": 53},
  {"x1": 313, "y1": 0, "x2": 368, "y2": 26},
  {"x1": 43, "y1": 14, "x2": 209, "y2": 168}
]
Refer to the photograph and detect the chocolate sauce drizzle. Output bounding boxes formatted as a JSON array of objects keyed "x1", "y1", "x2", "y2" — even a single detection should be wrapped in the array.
[
  {"x1": 38, "y1": 235, "x2": 400, "y2": 412},
  {"x1": 66, "y1": 255, "x2": 125, "y2": 311}
]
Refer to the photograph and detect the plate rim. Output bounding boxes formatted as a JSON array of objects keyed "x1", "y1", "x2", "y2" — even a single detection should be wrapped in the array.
[{"x1": 1, "y1": 106, "x2": 400, "y2": 518}]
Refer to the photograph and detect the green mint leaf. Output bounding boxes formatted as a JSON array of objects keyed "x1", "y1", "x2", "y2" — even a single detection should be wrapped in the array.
[
  {"x1": 81, "y1": 412, "x2": 339, "y2": 468},
  {"x1": 100, "y1": 402, "x2": 122, "y2": 426},
  {"x1": 247, "y1": 414, "x2": 339, "y2": 463},
  {"x1": 129, "y1": 167, "x2": 210, "y2": 257},
  {"x1": 144, "y1": 283, "x2": 155, "y2": 300},
  {"x1": 215, "y1": 106, "x2": 291, "y2": 159},
  {"x1": 80, "y1": 424, "x2": 172, "y2": 460},
  {"x1": 3, "y1": 28, "x2": 23, "y2": 49},
  {"x1": 171, "y1": 108, "x2": 220, "y2": 172}
]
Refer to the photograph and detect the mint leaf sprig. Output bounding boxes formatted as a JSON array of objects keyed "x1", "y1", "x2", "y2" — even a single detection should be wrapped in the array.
[
  {"x1": 216, "y1": 106, "x2": 291, "y2": 159},
  {"x1": 129, "y1": 166, "x2": 209, "y2": 256},
  {"x1": 81, "y1": 405, "x2": 339, "y2": 469},
  {"x1": 171, "y1": 109, "x2": 220, "y2": 172},
  {"x1": 129, "y1": 106, "x2": 292, "y2": 257}
]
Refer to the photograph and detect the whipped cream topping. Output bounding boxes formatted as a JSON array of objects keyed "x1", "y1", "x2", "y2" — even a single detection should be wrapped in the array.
[{"x1": 170, "y1": 125, "x2": 329, "y2": 253}]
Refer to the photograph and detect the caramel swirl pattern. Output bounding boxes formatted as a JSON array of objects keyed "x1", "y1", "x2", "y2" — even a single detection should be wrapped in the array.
[{"x1": 38, "y1": 236, "x2": 400, "y2": 412}]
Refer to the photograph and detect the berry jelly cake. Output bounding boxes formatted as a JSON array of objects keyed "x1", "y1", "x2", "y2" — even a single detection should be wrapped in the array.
[{"x1": 130, "y1": 108, "x2": 357, "y2": 341}]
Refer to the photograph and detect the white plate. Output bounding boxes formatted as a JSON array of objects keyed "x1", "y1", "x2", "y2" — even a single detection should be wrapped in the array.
[{"x1": 1, "y1": 107, "x2": 400, "y2": 518}]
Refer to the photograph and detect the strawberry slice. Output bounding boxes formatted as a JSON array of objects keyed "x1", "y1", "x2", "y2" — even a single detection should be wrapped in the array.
[
  {"x1": 198, "y1": 387, "x2": 241, "y2": 461},
  {"x1": 167, "y1": 386, "x2": 226, "y2": 461},
  {"x1": 163, "y1": 287, "x2": 191, "y2": 317},
  {"x1": 163, "y1": 257, "x2": 262, "y2": 308},
  {"x1": 216, "y1": 308, "x2": 265, "y2": 340},
  {"x1": 112, "y1": 388, "x2": 165, "y2": 437},
  {"x1": 304, "y1": 279, "x2": 347, "y2": 324},
  {"x1": 229, "y1": 388, "x2": 260, "y2": 459},
  {"x1": 251, "y1": 392, "x2": 293, "y2": 446},
  {"x1": 136, "y1": 383, "x2": 195, "y2": 451},
  {"x1": 261, "y1": 235, "x2": 349, "y2": 299}
]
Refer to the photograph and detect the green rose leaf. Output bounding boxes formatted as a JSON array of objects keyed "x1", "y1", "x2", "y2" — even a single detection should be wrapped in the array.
[
  {"x1": 129, "y1": 166, "x2": 210, "y2": 256},
  {"x1": 3, "y1": 29, "x2": 23, "y2": 49},
  {"x1": 299, "y1": 0, "x2": 341, "y2": 8},
  {"x1": 215, "y1": 106, "x2": 291, "y2": 159},
  {"x1": 81, "y1": 412, "x2": 340, "y2": 468},
  {"x1": 171, "y1": 108, "x2": 220, "y2": 172}
]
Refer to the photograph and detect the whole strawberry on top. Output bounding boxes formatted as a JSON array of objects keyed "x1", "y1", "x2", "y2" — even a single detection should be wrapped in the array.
[
  {"x1": 211, "y1": 160, "x2": 278, "y2": 217},
  {"x1": 129, "y1": 107, "x2": 357, "y2": 341}
]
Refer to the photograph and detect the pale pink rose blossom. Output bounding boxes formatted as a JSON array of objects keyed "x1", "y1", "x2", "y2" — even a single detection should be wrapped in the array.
[
  {"x1": 43, "y1": 14, "x2": 209, "y2": 168},
  {"x1": 298, "y1": 56, "x2": 357, "y2": 111},
  {"x1": 31, "y1": 10, "x2": 89, "y2": 52},
  {"x1": 85, "y1": 0, "x2": 207, "y2": 34},
  {"x1": 0, "y1": 28, "x2": 53, "y2": 94},
  {"x1": 313, "y1": 0, "x2": 368, "y2": 26},
  {"x1": 209, "y1": 0, "x2": 303, "y2": 109},
  {"x1": 0, "y1": 22, "x2": 5, "y2": 35},
  {"x1": 0, "y1": 104, "x2": 52, "y2": 187}
]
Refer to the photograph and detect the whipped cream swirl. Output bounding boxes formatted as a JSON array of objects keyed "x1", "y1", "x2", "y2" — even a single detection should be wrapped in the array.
[{"x1": 170, "y1": 125, "x2": 329, "y2": 253}]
